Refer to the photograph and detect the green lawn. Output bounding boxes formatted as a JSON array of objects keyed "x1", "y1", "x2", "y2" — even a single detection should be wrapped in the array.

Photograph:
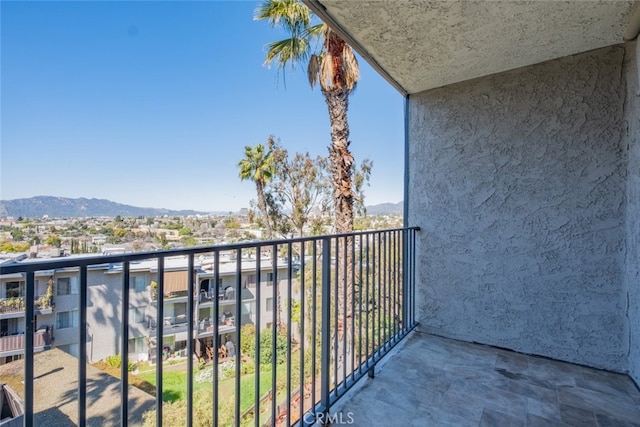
[
  {"x1": 135, "y1": 353, "x2": 311, "y2": 426},
  {"x1": 138, "y1": 370, "x2": 211, "y2": 402}
]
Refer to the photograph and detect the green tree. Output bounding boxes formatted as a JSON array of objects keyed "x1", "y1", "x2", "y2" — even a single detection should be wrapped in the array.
[
  {"x1": 238, "y1": 143, "x2": 275, "y2": 238},
  {"x1": 45, "y1": 234, "x2": 62, "y2": 248},
  {"x1": 265, "y1": 138, "x2": 331, "y2": 237},
  {"x1": 9, "y1": 227, "x2": 25, "y2": 242},
  {"x1": 256, "y1": 0, "x2": 360, "y2": 233}
]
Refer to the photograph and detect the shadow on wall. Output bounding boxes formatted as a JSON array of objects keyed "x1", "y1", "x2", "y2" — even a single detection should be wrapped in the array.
[{"x1": 88, "y1": 282, "x2": 122, "y2": 363}]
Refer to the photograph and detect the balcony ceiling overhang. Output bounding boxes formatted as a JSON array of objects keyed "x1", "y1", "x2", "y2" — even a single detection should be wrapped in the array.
[{"x1": 305, "y1": 0, "x2": 640, "y2": 96}]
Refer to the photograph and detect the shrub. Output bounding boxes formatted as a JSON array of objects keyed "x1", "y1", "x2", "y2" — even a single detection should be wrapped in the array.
[
  {"x1": 105, "y1": 354, "x2": 135, "y2": 372},
  {"x1": 252, "y1": 328, "x2": 287, "y2": 366}
]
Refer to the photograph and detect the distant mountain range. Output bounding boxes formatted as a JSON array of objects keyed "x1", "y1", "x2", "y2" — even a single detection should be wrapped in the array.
[
  {"x1": 366, "y1": 201, "x2": 403, "y2": 215},
  {"x1": 0, "y1": 196, "x2": 206, "y2": 218},
  {"x1": 0, "y1": 196, "x2": 404, "y2": 218}
]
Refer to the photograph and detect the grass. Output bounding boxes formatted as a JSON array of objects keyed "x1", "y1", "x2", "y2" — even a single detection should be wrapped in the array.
[
  {"x1": 91, "y1": 360, "x2": 156, "y2": 396},
  {"x1": 138, "y1": 369, "x2": 211, "y2": 402}
]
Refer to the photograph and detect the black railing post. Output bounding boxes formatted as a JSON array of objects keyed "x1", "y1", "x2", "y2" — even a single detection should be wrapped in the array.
[
  {"x1": 25, "y1": 271, "x2": 35, "y2": 427},
  {"x1": 320, "y1": 237, "x2": 331, "y2": 422},
  {"x1": 213, "y1": 251, "x2": 220, "y2": 427},
  {"x1": 121, "y1": 261, "x2": 130, "y2": 427},
  {"x1": 286, "y1": 243, "x2": 292, "y2": 427},
  {"x1": 187, "y1": 254, "x2": 195, "y2": 427},
  {"x1": 79, "y1": 265, "x2": 88, "y2": 425},
  {"x1": 402, "y1": 229, "x2": 409, "y2": 334},
  {"x1": 235, "y1": 249, "x2": 242, "y2": 426},
  {"x1": 156, "y1": 256, "x2": 165, "y2": 427},
  {"x1": 254, "y1": 250, "x2": 262, "y2": 427}
]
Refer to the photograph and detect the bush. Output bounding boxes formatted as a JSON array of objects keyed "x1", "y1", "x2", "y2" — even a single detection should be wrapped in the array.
[
  {"x1": 252, "y1": 328, "x2": 288, "y2": 366},
  {"x1": 105, "y1": 354, "x2": 135, "y2": 372},
  {"x1": 220, "y1": 360, "x2": 236, "y2": 380},
  {"x1": 240, "y1": 324, "x2": 256, "y2": 356}
]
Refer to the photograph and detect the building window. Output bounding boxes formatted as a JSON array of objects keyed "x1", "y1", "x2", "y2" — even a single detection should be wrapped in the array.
[
  {"x1": 5, "y1": 281, "x2": 24, "y2": 298},
  {"x1": 266, "y1": 298, "x2": 273, "y2": 312},
  {"x1": 56, "y1": 310, "x2": 79, "y2": 329},
  {"x1": 57, "y1": 277, "x2": 78, "y2": 295},
  {"x1": 132, "y1": 276, "x2": 146, "y2": 292},
  {"x1": 128, "y1": 337, "x2": 146, "y2": 354},
  {"x1": 246, "y1": 274, "x2": 256, "y2": 285},
  {"x1": 129, "y1": 307, "x2": 146, "y2": 324},
  {"x1": 262, "y1": 272, "x2": 275, "y2": 285}
]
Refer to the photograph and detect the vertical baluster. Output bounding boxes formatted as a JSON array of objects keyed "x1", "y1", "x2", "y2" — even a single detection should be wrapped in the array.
[
  {"x1": 156, "y1": 256, "x2": 165, "y2": 427},
  {"x1": 25, "y1": 271, "x2": 35, "y2": 427},
  {"x1": 235, "y1": 249, "x2": 242, "y2": 427},
  {"x1": 299, "y1": 241, "x2": 305, "y2": 422},
  {"x1": 333, "y1": 237, "x2": 339, "y2": 392},
  {"x1": 121, "y1": 261, "x2": 130, "y2": 427},
  {"x1": 187, "y1": 254, "x2": 195, "y2": 427},
  {"x1": 254, "y1": 248, "x2": 261, "y2": 427},
  {"x1": 286, "y1": 243, "x2": 292, "y2": 426},
  {"x1": 78, "y1": 265, "x2": 88, "y2": 425},
  {"x1": 320, "y1": 237, "x2": 331, "y2": 420},
  {"x1": 311, "y1": 240, "x2": 318, "y2": 420},
  {"x1": 213, "y1": 251, "x2": 220, "y2": 427},
  {"x1": 270, "y1": 244, "x2": 277, "y2": 426}
]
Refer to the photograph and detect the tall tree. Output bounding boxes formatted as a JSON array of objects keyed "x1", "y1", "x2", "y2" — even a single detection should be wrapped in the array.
[
  {"x1": 238, "y1": 143, "x2": 275, "y2": 238},
  {"x1": 256, "y1": 0, "x2": 359, "y2": 233},
  {"x1": 266, "y1": 138, "x2": 331, "y2": 237}
]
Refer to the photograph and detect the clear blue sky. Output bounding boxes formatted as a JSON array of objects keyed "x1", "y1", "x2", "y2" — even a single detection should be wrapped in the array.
[{"x1": 1, "y1": 1, "x2": 404, "y2": 212}]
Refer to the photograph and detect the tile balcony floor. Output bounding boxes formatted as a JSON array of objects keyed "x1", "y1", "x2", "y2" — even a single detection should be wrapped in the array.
[{"x1": 340, "y1": 331, "x2": 640, "y2": 426}]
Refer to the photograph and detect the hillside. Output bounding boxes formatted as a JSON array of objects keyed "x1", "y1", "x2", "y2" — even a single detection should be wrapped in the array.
[
  {"x1": 366, "y1": 201, "x2": 403, "y2": 215},
  {"x1": 0, "y1": 196, "x2": 206, "y2": 218}
]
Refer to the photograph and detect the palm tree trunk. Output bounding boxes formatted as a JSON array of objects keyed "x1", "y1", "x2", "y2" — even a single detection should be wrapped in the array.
[
  {"x1": 256, "y1": 181, "x2": 272, "y2": 239},
  {"x1": 323, "y1": 86, "x2": 354, "y2": 234},
  {"x1": 323, "y1": 86, "x2": 355, "y2": 377}
]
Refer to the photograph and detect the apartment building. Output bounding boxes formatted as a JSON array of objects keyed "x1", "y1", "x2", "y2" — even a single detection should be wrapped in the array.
[{"x1": 0, "y1": 251, "x2": 292, "y2": 365}]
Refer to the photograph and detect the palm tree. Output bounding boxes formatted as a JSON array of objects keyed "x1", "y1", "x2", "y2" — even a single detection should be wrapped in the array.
[
  {"x1": 256, "y1": 0, "x2": 359, "y2": 233},
  {"x1": 238, "y1": 143, "x2": 275, "y2": 239}
]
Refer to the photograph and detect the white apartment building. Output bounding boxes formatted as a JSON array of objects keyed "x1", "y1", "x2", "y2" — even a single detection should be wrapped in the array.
[{"x1": 0, "y1": 251, "x2": 293, "y2": 365}]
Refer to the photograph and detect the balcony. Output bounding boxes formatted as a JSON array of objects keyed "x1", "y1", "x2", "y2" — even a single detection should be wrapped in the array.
[
  {"x1": 0, "y1": 329, "x2": 52, "y2": 357},
  {"x1": 0, "y1": 296, "x2": 54, "y2": 318},
  {"x1": 0, "y1": 225, "x2": 637, "y2": 427}
]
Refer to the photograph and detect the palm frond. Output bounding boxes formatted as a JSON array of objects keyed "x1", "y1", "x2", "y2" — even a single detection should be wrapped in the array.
[
  {"x1": 254, "y1": 0, "x2": 311, "y2": 36},
  {"x1": 264, "y1": 37, "x2": 309, "y2": 69},
  {"x1": 319, "y1": 52, "x2": 334, "y2": 91},
  {"x1": 341, "y1": 45, "x2": 359, "y2": 91},
  {"x1": 307, "y1": 53, "x2": 321, "y2": 88}
]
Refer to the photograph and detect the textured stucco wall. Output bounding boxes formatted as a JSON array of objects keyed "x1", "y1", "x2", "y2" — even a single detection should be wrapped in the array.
[
  {"x1": 625, "y1": 40, "x2": 640, "y2": 385},
  {"x1": 408, "y1": 46, "x2": 629, "y2": 371}
]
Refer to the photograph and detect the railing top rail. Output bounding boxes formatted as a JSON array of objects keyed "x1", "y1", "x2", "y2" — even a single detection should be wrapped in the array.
[{"x1": 0, "y1": 227, "x2": 419, "y2": 275}]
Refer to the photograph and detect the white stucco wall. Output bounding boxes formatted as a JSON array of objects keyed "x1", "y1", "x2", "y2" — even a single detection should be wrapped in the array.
[
  {"x1": 625, "y1": 40, "x2": 640, "y2": 385},
  {"x1": 408, "y1": 45, "x2": 630, "y2": 371}
]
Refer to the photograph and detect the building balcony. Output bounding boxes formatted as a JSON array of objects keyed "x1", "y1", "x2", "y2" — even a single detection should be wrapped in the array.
[
  {"x1": 0, "y1": 329, "x2": 52, "y2": 358},
  {"x1": 0, "y1": 296, "x2": 54, "y2": 319},
  {"x1": 197, "y1": 287, "x2": 256, "y2": 308}
]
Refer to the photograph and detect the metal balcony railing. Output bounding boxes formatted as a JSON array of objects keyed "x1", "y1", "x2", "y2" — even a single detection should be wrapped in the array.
[
  {"x1": 0, "y1": 330, "x2": 52, "y2": 354},
  {"x1": 0, "y1": 296, "x2": 54, "y2": 315},
  {"x1": 0, "y1": 227, "x2": 418, "y2": 426}
]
